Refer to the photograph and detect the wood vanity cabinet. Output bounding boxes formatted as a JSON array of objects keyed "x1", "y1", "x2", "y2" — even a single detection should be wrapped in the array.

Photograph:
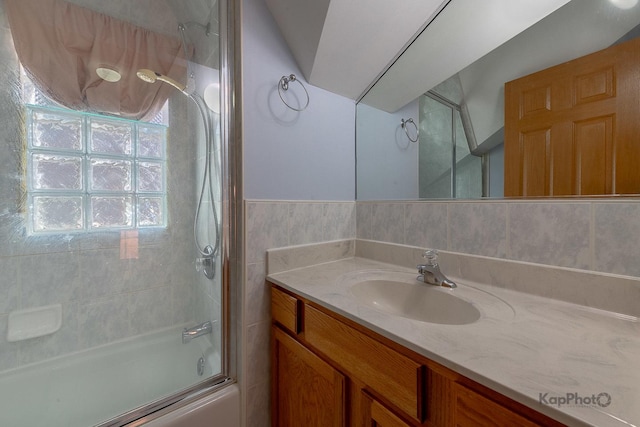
[{"x1": 270, "y1": 284, "x2": 565, "y2": 427}]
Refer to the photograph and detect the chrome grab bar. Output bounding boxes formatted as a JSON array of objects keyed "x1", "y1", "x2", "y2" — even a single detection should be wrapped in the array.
[{"x1": 182, "y1": 321, "x2": 212, "y2": 344}]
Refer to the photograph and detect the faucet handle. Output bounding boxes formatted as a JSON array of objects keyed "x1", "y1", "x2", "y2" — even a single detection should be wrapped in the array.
[{"x1": 422, "y1": 249, "x2": 439, "y2": 266}]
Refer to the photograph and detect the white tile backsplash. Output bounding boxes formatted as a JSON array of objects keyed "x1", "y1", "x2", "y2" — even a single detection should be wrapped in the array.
[
  {"x1": 509, "y1": 202, "x2": 591, "y2": 269},
  {"x1": 449, "y1": 202, "x2": 508, "y2": 258},
  {"x1": 371, "y1": 202, "x2": 405, "y2": 244},
  {"x1": 288, "y1": 203, "x2": 325, "y2": 245},
  {"x1": 404, "y1": 202, "x2": 448, "y2": 249},
  {"x1": 356, "y1": 202, "x2": 373, "y2": 240},
  {"x1": 356, "y1": 199, "x2": 640, "y2": 276},
  {"x1": 246, "y1": 202, "x2": 289, "y2": 264},
  {"x1": 594, "y1": 202, "x2": 640, "y2": 277},
  {"x1": 323, "y1": 202, "x2": 356, "y2": 241}
]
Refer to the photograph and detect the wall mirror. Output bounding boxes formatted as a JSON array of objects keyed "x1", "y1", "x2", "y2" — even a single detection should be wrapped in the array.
[{"x1": 356, "y1": 0, "x2": 640, "y2": 200}]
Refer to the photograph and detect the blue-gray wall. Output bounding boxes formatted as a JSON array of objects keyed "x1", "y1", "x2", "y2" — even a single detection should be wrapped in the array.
[{"x1": 242, "y1": 0, "x2": 356, "y2": 201}]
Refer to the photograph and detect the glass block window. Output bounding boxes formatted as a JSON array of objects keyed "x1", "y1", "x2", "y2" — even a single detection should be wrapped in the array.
[{"x1": 24, "y1": 75, "x2": 168, "y2": 234}]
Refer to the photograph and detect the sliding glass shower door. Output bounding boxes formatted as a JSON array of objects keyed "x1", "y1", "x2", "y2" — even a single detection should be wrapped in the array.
[
  {"x1": 0, "y1": 0, "x2": 232, "y2": 426},
  {"x1": 418, "y1": 92, "x2": 483, "y2": 199}
]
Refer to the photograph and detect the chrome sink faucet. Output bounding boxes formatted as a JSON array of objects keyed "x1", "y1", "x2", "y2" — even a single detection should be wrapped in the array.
[{"x1": 417, "y1": 250, "x2": 457, "y2": 288}]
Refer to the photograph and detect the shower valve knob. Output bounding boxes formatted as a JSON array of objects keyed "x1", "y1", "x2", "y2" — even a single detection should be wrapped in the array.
[{"x1": 195, "y1": 250, "x2": 216, "y2": 280}]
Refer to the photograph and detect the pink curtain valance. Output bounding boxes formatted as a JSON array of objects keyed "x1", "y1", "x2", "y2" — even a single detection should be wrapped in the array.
[{"x1": 4, "y1": 0, "x2": 191, "y2": 121}]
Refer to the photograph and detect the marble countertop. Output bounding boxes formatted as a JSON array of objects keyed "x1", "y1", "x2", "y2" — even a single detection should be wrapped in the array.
[{"x1": 268, "y1": 256, "x2": 640, "y2": 427}]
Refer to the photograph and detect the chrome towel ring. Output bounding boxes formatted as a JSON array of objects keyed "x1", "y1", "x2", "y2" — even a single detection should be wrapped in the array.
[
  {"x1": 401, "y1": 118, "x2": 419, "y2": 142},
  {"x1": 278, "y1": 74, "x2": 309, "y2": 111}
]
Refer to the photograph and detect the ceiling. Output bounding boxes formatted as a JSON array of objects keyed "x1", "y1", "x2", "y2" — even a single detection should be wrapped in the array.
[
  {"x1": 267, "y1": 0, "x2": 640, "y2": 152},
  {"x1": 264, "y1": 0, "x2": 450, "y2": 100},
  {"x1": 360, "y1": 0, "x2": 572, "y2": 113}
]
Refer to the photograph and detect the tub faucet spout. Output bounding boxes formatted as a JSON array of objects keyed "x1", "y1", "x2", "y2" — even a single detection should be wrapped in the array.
[{"x1": 182, "y1": 321, "x2": 212, "y2": 344}]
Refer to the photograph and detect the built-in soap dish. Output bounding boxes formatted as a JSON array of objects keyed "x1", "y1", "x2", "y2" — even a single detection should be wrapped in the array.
[{"x1": 7, "y1": 304, "x2": 62, "y2": 342}]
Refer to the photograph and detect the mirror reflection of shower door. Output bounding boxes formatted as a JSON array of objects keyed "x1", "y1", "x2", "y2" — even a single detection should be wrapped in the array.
[
  {"x1": 419, "y1": 93, "x2": 483, "y2": 199},
  {"x1": 0, "y1": 1, "x2": 231, "y2": 427}
]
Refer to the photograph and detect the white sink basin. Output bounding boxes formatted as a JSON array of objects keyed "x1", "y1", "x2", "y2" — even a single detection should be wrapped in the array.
[{"x1": 350, "y1": 279, "x2": 481, "y2": 325}]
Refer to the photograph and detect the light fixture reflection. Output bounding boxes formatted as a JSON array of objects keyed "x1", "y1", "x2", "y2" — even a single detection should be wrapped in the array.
[
  {"x1": 609, "y1": 0, "x2": 638, "y2": 10},
  {"x1": 204, "y1": 82, "x2": 220, "y2": 113}
]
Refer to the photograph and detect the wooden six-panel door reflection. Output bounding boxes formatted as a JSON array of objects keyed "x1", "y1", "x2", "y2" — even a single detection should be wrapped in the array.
[{"x1": 504, "y1": 36, "x2": 640, "y2": 197}]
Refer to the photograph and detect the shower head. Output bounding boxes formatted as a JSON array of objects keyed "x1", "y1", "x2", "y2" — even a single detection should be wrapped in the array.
[
  {"x1": 136, "y1": 69, "x2": 157, "y2": 83},
  {"x1": 136, "y1": 69, "x2": 187, "y2": 93}
]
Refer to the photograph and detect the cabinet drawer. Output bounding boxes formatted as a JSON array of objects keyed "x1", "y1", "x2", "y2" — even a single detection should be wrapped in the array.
[
  {"x1": 271, "y1": 287, "x2": 300, "y2": 334},
  {"x1": 304, "y1": 304, "x2": 425, "y2": 423},
  {"x1": 453, "y1": 383, "x2": 541, "y2": 427}
]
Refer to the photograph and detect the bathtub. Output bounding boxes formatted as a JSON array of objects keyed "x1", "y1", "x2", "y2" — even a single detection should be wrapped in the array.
[
  {"x1": 0, "y1": 325, "x2": 237, "y2": 427},
  {"x1": 134, "y1": 383, "x2": 240, "y2": 427}
]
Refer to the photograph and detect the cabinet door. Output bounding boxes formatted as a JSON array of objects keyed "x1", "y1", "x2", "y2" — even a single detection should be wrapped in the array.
[
  {"x1": 362, "y1": 392, "x2": 412, "y2": 427},
  {"x1": 272, "y1": 326, "x2": 346, "y2": 427},
  {"x1": 304, "y1": 304, "x2": 425, "y2": 423}
]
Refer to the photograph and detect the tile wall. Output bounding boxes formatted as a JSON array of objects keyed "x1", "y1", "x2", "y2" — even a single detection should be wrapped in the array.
[
  {"x1": 357, "y1": 199, "x2": 640, "y2": 277},
  {"x1": 243, "y1": 200, "x2": 356, "y2": 427}
]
